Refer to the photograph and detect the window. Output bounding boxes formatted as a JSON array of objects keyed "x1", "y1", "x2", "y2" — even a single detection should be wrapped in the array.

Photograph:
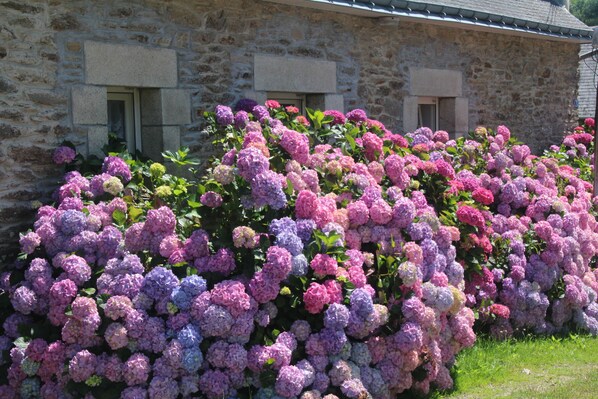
[
  {"x1": 107, "y1": 87, "x2": 141, "y2": 153},
  {"x1": 417, "y1": 97, "x2": 438, "y2": 131},
  {"x1": 267, "y1": 92, "x2": 307, "y2": 115}
]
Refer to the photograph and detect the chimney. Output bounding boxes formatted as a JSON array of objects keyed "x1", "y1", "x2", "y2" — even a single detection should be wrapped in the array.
[{"x1": 542, "y1": 0, "x2": 569, "y2": 9}]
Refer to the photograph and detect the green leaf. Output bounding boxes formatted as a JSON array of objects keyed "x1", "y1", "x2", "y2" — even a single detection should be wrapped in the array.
[
  {"x1": 112, "y1": 209, "x2": 126, "y2": 226},
  {"x1": 128, "y1": 207, "x2": 144, "y2": 222},
  {"x1": 446, "y1": 146, "x2": 458, "y2": 155},
  {"x1": 344, "y1": 132, "x2": 356, "y2": 151},
  {"x1": 82, "y1": 288, "x2": 96, "y2": 296},
  {"x1": 187, "y1": 200, "x2": 201, "y2": 208},
  {"x1": 285, "y1": 178, "x2": 294, "y2": 196},
  {"x1": 321, "y1": 116, "x2": 334, "y2": 125}
]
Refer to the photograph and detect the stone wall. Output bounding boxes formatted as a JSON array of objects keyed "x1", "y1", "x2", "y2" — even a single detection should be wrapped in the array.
[{"x1": 0, "y1": 0, "x2": 580, "y2": 257}]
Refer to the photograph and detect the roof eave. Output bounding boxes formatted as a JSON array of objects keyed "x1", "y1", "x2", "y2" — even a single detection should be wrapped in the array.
[{"x1": 263, "y1": 0, "x2": 593, "y2": 43}]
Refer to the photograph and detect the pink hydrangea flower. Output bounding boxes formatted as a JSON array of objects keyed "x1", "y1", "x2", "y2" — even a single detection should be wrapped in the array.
[
  {"x1": 310, "y1": 254, "x2": 338, "y2": 278},
  {"x1": 304, "y1": 282, "x2": 330, "y2": 314}
]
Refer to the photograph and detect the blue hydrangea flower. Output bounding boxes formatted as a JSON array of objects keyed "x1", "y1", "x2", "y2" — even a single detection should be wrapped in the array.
[
  {"x1": 182, "y1": 347, "x2": 203, "y2": 372},
  {"x1": 291, "y1": 254, "x2": 308, "y2": 276},
  {"x1": 177, "y1": 324, "x2": 202, "y2": 348},
  {"x1": 59, "y1": 210, "x2": 88, "y2": 236},
  {"x1": 142, "y1": 267, "x2": 178, "y2": 300},
  {"x1": 350, "y1": 342, "x2": 372, "y2": 366},
  {"x1": 19, "y1": 377, "x2": 41, "y2": 399},
  {"x1": 320, "y1": 328, "x2": 348, "y2": 355},
  {"x1": 407, "y1": 222, "x2": 433, "y2": 241},
  {"x1": 171, "y1": 287, "x2": 191, "y2": 311},
  {"x1": 269, "y1": 217, "x2": 297, "y2": 236},
  {"x1": 350, "y1": 288, "x2": 374, "y2": 319},
  {"x1": 324, "y1": 303, "x2": 350, "y2": 330},
  {"x1": 296, "y1": 219, "x2": 316, "y2": 243},
  {"x1": 180, "y1": 275, "x2": 207, "y2": 297},
  {"x1": 275, "y1": 233, "x2": 303, "y2": 256}
]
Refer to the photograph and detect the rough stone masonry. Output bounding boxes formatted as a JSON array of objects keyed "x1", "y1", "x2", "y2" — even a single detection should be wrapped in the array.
[{"x1": 0, "y1": 0, "x2": 580, "y2": 258}]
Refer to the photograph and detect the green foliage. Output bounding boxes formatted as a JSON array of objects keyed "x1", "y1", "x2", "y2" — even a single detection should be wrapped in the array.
[{"x1": 571, "y1": 0, "x2": 598, "y2": 26}]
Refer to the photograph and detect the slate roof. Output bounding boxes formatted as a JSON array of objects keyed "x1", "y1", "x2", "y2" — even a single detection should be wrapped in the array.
[
  {"x1": 579, "y1": 42, "x2": 597, "y2": 119},
  {"x1": 292, "y1": 0, "x2": 593, "y2": 40},
  {"x1": 409, "y1": 0, "x2": 589, "y2": 31}
]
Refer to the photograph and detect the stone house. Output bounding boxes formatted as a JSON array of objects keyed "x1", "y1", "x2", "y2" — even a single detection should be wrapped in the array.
[
  {"x1": 0, "y1": 0, "x2": 592, "y2": 257},
  {"x1": 578, "y1": 40, "x2": 597, "y2": 121}
]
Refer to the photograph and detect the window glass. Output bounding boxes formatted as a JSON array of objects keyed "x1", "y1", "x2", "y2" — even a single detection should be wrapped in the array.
[
  {"x1": 107, "y1": 88, "x2": 140, "y2": 153},
  {"x1": 417, "y1": 97, "x2": 438, "y2": 131},
  {"x1": 108, "y1": 99, "x2": 127, "y2": 141},
  {"x1": 418, "y1": 104, "x2": 437, "y2": 131}
]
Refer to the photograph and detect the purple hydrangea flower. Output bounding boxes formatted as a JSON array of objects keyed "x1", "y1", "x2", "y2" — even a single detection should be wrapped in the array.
[
  {"x1": 53, "y1": 146, "x2": 76, "y2": 165},
  {"x1": 275, "y1": 365, "x2": 305, "y2": 398},
  {"x1": 325, "y1": 303, "x2": 351, "y2": 329},
  {"x1": 234, "y1": 110, "x2": 250, "y2": 129},
  {"x1": 251, "y1": 170, "x2": 287, "y2": 210},
  {"x1": 252, "y1": 105, "x2": 270, "y2": 122},
  {"x1": 199, "y1": 369, "x2": 231, "y2": 399},
  {"x1": 350, "y1": 288, "x2": 374, "y2": 319},
  {"x1": 199, "y1": 305, "x2": 234, "y2": 337},
  {"x1": 102, "y1": 156, "x2": 132, "y2": 182},
  {"x1": 215, "y1": 105, "x2": 234, "y2": 126},
  {"x1": 235, "y1": 98, "x2": 258, "y2": 113},
  {"x1": 142, "y1": 267, "x2": 178, "y2": 300}
]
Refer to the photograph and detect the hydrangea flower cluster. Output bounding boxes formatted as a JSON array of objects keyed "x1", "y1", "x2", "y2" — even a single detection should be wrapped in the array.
[{"x1": 1, "y1": 104, "x2": 596, "y2": 399}]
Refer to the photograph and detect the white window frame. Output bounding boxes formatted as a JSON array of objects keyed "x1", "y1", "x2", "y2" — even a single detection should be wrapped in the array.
[
  {"x1": 267, "y1": 92, "x2": 307, "y2": 115},
  {"x1": 417, "y1": 96, "x2": 439, "y2": 131},
  {"x1": 107, "y1": 87, "x2": 142, "y2": 153}
]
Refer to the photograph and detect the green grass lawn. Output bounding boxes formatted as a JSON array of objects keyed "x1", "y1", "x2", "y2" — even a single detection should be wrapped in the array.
[{"x1": 434, "y1": 335, "x2": 598, "y2": 399}]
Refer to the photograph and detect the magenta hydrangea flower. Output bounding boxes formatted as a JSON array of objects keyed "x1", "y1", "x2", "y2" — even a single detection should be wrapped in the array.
[
  {"x1": 249, "y1": 271, "x2": 280, "y2": 304},
  {"x1": 362, "y1": 132, "x2": 383, "y2": 161},
  {"x1": 200, "y1": 191, "x2": 223, "y2": 208},
  {"x1": 304, "y1": 282, "x2": 330, "y2": 314},
  {"x1": 68, "y1": 350, "x2": 97, "y2": 383},
  {"x1": 102, "y1": 156, "x2": 132, "y2": 182},
  {"x1": 234, "y1": 110, "x2": 249, "y2": 129},
  {"x1": 310, "y1": 254, "x2": 338, "y2": 278},
  {"x1": 456, "y1": 205, "x2": 486, "y2": 229},
  {"x1": 61, "y1": 255, "x2": 92, "y2": 286},
  {"x1": 346, "y1": 109, "x2": 367, "y2": 124},
  {"x1": 252, "y1": 105, "x2": 270, "y2": 122},
  {"x1": 262, "y1": 246, "x2": 292, "y2": 281},
  {"x1": 280, "y1": 129, "x2": 310, "y2": 164},
  {"x1": 324, "y1": 110, "x2": 346, "y2": 125},
  {"x1": 145, "y1": 206, "x2": 176, "y2": 234},
  {"x1": 53, "y1": 146, "x2": 76, "y2": 165},
  {"x1": 123, "y1": 353, "x2": 150, "y2": 386}
]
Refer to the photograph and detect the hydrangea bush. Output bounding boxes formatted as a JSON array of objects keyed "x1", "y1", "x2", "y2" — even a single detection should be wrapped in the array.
[{"x1": 0, "y1": 100, "x2": 596, "y2": 398}]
